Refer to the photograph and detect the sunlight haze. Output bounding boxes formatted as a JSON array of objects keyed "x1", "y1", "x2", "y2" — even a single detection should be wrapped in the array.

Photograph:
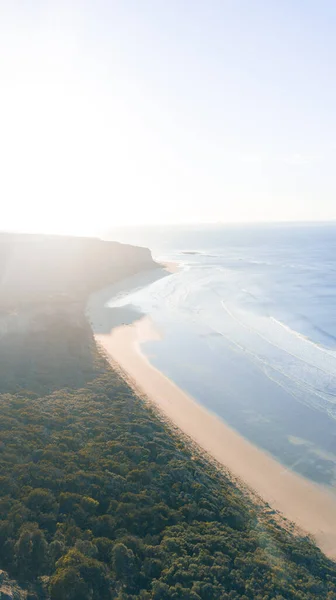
[{"x1": 1, "y1": 1, "x2": 336, "y2": 235}]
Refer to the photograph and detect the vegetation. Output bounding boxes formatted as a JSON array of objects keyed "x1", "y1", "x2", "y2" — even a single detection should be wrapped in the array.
[
  {"x1": 0, "y1": 308, "x2": 335, "y2": 599},
  {"x1": 0, "y1": 307, "x2": 106, "y2": 395}
]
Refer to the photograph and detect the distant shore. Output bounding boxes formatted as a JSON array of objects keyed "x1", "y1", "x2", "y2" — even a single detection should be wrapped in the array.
[{"x1": 89, "y1": 267, "x2": 336, "y2": 559}]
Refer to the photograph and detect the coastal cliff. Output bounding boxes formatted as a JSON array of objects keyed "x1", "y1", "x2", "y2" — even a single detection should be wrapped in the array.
[
  {"x1": 0, "y1": 232, "x2": 157, "y2": 309},
  {"x1": 0, "y1": 232, "x2": 158, "y2": 394}
]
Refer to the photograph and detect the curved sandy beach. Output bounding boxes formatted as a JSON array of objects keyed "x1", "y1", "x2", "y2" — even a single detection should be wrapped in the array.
[{"x1": 94, "y1": 314, "x2": 336, "y2": 559}]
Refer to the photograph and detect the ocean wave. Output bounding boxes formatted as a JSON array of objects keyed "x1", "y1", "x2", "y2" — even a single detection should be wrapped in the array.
[
  {"x1": 214, "y1": 300, "x2": 336, "y2": 414},
  {"x1": 269, "y1": 317, "x2": 336, "y2": 354}
]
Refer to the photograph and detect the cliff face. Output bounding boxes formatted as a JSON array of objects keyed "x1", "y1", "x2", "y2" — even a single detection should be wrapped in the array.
[
  {"x1": 0, "y1": 233, "x2": 157, "y2": 308},
  {"x1": 0, "y1": 232, "x2": 157, "y2": 395}
]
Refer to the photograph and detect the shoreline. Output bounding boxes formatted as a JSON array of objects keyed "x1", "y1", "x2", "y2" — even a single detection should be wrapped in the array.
[{"x1": 95, "y1": 315, "x2": 336, "y2": 559}]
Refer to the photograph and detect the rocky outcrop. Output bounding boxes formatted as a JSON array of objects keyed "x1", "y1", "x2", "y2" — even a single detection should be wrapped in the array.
[{"x1": 0, "y1": 571, "x2": 26, "y2": 599}]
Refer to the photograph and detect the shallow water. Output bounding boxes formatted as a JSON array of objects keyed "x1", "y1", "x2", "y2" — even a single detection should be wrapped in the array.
[{"x1": 106, "y1": 223, "x2": 336, "y2": 487}]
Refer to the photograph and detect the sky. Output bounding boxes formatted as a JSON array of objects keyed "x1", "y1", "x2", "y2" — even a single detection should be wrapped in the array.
[{"x1": 1, "y1": 0, "x2": 336, "y2": 235}]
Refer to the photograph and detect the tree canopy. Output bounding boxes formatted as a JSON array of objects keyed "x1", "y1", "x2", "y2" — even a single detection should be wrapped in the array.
[{"x1": 0, "y1": 308, "x2": 335, "y2": 599}]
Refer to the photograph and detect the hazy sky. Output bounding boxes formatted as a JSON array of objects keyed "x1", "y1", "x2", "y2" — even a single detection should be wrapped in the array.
[{"x1": 1, "y1": 1, "x2": 336, "y2": 234}]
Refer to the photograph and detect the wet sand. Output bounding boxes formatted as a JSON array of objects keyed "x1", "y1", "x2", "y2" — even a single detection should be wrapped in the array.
[{"x1": 95, "y1": 315, "x2": 336, "y2": 559}]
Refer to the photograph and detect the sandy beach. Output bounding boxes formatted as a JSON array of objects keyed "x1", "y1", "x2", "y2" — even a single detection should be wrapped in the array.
[{"x1": 94, "y1": 313, "x2": 336, "y2": 559}]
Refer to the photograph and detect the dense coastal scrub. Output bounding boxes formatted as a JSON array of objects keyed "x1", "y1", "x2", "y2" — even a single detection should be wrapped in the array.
[{"x1": 0, "y1": 309, "x2": 336, "y2": 599}]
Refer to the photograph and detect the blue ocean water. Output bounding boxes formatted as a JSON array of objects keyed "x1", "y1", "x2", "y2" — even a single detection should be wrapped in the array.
[{"x1": 107, "y1": 223, "x2": 336, "y2": 486}]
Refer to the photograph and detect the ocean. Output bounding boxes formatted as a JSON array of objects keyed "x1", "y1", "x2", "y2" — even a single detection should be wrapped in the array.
[{"x1": 106, "y1": 223, "x2": 336, "y2": 487}]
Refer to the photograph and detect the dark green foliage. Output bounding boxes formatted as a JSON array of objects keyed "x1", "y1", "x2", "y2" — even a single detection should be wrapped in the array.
[
  {"x1": 0, "y1": 313, "x2": 335, "y2": 598},
  {"x1": 0, "y1": 374, "x2": 336, "y2": 599},
  {"x1": 14, "y1": 524, "x2": 49, "y2": 581},
  {"x1": 0, "y1": 308, "x2": 107, "y2": 395}
]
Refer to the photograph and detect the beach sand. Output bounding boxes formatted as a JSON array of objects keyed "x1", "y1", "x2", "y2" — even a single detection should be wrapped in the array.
[{"x1": 95, "y1": 315, "x2": 336, "y2": 559}]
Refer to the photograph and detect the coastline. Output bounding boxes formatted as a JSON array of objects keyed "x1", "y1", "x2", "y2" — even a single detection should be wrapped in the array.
[{"x1": 94, "y1": 313, "x2": 336, "y2": 559}]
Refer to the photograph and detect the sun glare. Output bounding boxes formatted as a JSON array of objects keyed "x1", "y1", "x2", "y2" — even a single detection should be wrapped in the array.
[{"x1": 2, "y1": 2, "x2": 336, "y2": 237}]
